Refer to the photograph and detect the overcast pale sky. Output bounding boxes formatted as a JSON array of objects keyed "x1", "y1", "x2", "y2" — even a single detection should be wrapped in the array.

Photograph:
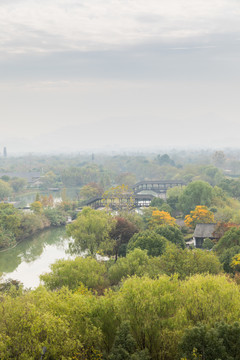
[{"x1": 1, "y1": 0, "x2": 240, "y2": 153}]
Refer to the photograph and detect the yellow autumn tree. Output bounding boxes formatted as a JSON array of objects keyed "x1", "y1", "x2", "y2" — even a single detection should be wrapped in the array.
[
  {"x1": 184, "y1": 205, "x2": 214, "y2": 229},
  {"x1": 230, "y1": 253, "x2": 240, "y2": 273},
  {"x1": 150, "y1": 210, "x2": 176, "y2": 227}
]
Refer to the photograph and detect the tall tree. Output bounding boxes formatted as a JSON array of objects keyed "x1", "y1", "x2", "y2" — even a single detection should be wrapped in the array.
[
  {"x1": 66, "y1": 207, "x2": 114, "y2": 256},
  {"x1": 110, "y1": 216, "x2": 138, "y2": 260},
  {"x1": 179, "y1": 180, "x2": 214, "y2": 215},
  {"x1": 154, "y1": 224, "x2": 185, "y2": 249},
  {"x1": 127, "y1": 230, "x2": 167, "y2": 257},
  {"x1": 0, "y1": 179, "x2": 12, "y2": 200},
  {"x1": 184, "y1": 205, "x2": 215, "y2": 229}
]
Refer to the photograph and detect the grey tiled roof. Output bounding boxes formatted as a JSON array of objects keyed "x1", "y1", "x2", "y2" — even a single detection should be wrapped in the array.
[{"x1": 193, "y1": 223, "x2": 217, "y2": 238}]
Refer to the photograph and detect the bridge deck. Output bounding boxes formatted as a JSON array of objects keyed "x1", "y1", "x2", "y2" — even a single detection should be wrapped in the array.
[
  {"x1": 132, "y1": 180, "x2": 185, "y2": 194},
  {"x1": 85, "y1": 194, "x2": 155, "y2": 209}
]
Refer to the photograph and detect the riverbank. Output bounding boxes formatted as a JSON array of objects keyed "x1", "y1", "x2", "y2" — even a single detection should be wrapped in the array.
[
  {"x1": 0, "y1": 226, "x2": 72, "y2": 287},
  {"x1": 0, "y1": 224, "x2": 66, "y2": 253},
  {"x1": 0, "y1": 201, "x2": 75, "y2": 251}
]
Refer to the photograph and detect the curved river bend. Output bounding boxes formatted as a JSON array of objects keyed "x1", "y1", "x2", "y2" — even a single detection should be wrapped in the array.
[{"x1": 0, "y1": 227, "x2": 74, "y2": 288}]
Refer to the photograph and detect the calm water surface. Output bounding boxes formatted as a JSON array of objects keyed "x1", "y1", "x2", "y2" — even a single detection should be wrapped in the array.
[
  {"x1": 0, "y1": 227, "x2": 74, "y2": 288},
  {"x1": 14, "y1": 187, "x2": 81, "y2": 207}
]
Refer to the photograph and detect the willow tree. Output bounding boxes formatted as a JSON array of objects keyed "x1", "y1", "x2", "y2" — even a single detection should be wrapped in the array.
[{"x1": 66, "y1": 207, "x2": 115, "y2": 256}]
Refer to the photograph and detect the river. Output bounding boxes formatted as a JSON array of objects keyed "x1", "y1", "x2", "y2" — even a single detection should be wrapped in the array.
[
  {"x1": 13, "y1": 187, "x2": 81, "y2": 207},
  {"x1": 0, "y1": 227, "x2": 74, "y2": 289}
]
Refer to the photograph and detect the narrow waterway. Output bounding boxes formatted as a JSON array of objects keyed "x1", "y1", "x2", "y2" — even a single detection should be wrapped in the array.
[{"x1": 0, "y1": 227, "x2": 74, "y2": 288}]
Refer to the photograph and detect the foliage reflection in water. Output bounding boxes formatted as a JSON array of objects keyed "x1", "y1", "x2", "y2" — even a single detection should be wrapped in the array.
[{"x1": 0, "y1": 227, "x2": 74, "y2": 288}]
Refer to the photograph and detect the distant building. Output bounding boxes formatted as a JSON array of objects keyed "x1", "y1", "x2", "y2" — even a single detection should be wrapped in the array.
[
  {"x1": 193, "y1": 223, "x2": 218, "y2": 248},
  {"x1": 3, "y1": 147, "x2": 7, "y2": 158}
]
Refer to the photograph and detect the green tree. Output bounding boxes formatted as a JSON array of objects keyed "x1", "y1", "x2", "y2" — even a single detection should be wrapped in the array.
[
  {"x1": 109, "y1": 321, "x2": 150, "y2": 360},
  {"x1": 108, "y1": 248, "x2": 150, "y2": 285},
  {"x1": 109, "y1": 321, "x2": 137, "y2": 360},
  {"x1": 218, "y1": 178, "x2": 240, "y2": 199},
  {"x1": 150, "y1": 198, "x2": 173, "y2": 214},
  {"x1": 215, "y1": 227, "x2": 240, "y2": 254},
  {"x1": 127, "y1": 230, "x2": 167, "y2": 257},
  {"x1": 219, "y1": 246, "x2": 240, "y2": 273},
  {"x1": 30, "y1": 201, "x2": 43, "y2": 214},
  {"x1": 178, "y1": 274, "x2": 240, "y2": 328},
  {"x1": 156, "y1": 244, "x2": 222, "y2": 279},
  {"x1": 0, "y1": 228, "x2": 16, "y2": 249},
  {"x1": 40, "y1": 257, "x2": 108, "y2": 292},
  {"x1": 179, "y1": 181, "x2": 214, "y2": 215},
  {"x1": 149, "y1": 197, "x2": 164, "y2": 209},
  {"x1": 154, "y1": 224, "x2": 185, "y2": 249},
  {"x1": 80, "y1": 182, "x2": 103, "y2": 200},
  {"x1": 202, "y1": 237, "x2": 214, "y2": 250},
  {"x1": 0, "y1": 179, "x2": 12, "y2": 200},
  {"x1": 19, "y1": 212, "x2": 50, "y2": 239},
  {"x1": 180, "y1": 321, "x2": 240, "y2": 360},
  {"x1": 43, "y1": 208, "x2": 67, "y2": 226},
  {"x1": 166, "y1": 185, "x2": 185, "y2": 211},
  {"x1": 0, "y1": 288, "x2": 81, "y2": 359},
  {"x1": 0, "y1": 204, "x2": 21, "y2": 248},
  {"x1": 66, "y1": 207, "x2": 114, "y2": 256},
  {"x1": 115, "y1": 275, "x2": 180, "y2": 360},
  {"x1": 179, "y1": 323, "x2": 226, "y2": 360}
]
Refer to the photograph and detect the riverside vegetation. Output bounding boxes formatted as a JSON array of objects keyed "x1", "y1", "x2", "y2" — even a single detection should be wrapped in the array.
[
  {"x1": 2, "y1": 151, "x2": 240, "y2": 358},
  {"x1": 0, "y1": 197, "x2": 77, "y2": 251},
  {"x1": 1, "y1": 204, "x2": 240, "y2": 359}
]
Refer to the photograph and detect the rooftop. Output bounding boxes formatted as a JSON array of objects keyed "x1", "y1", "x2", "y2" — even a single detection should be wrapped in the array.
[{"x1": 193, "y1": 223, "x2": 217, "y2": 238}]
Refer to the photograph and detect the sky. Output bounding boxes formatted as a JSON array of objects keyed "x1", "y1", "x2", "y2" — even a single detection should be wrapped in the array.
[{"x1": 0, "y1": 0, "x2": 240, "y2": 153}]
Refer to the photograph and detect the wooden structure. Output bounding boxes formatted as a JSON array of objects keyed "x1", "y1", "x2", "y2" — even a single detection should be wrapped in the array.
[
  {"x1": 85, "y1": 194, "x2": 155, "y2": 209},
  {"x1": 85, "y1": 180, "x2": 185, "y2": 209},
  {"x1": 193, "y1": 223, "x2": 218, "y2": 248},
  {"x1": 132, "y1": 180, "x2": 185, "y2": 194}
]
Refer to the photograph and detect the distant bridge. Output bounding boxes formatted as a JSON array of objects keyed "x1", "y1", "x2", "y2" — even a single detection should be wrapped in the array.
[
  {"x1": 84, "y1": 180, "x2": 185, "y2": 209},
  {"x1": 132, "y1": 180, "x2": 185, "y2": 197},
  {"x1": 84, "y1": 194, "x2": 155, "y2": 209}
]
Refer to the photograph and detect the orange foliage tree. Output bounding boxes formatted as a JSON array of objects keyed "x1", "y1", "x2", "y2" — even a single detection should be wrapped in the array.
[
  {"x1": 184, "y1": 205, "x2": 214, "y2": 229},
  {"x1": 150, "y1": 210, "x2": 176, "y2": 227}
]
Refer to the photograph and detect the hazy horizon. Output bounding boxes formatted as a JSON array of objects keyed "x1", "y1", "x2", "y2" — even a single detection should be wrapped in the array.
[{"x1": 1, "y1": 0, "x2": 240, "y2": 153}]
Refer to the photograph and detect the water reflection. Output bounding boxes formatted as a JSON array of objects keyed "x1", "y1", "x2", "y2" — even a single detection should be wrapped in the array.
[
  {"x1": 14, "y1": 187, "x2": 80, "y2": 207},
  {"x1": 0, "y1": 227, "x2": 72, "y2": 288}
]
